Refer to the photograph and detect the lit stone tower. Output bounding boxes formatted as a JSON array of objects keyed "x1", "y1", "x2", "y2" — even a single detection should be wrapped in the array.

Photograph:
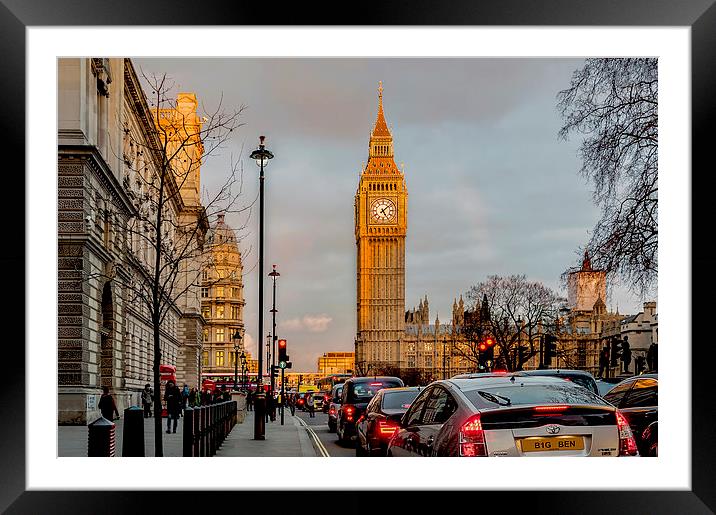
[{"x1": 355, "y1": 82, "x2": 407, "y2": 375}]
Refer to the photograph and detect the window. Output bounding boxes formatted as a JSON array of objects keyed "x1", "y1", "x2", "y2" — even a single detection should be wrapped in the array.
[
  {"x1": 622, "y1": 378, "x2": 658, "y2": 408},
  {"x1": 404, "y1": 390, "x2": 430, "y2": 427},
  {"x1": 216, "y1": 286, "x2": 224, "y2": 298},
  {"x1": 217, "y1": 305, "x2": 225, "y2": 319},
  {"x1": 216, "y1": 328, "x2": 225, "y2": 342},
  {"x1": 603, "y1": 381, "x2": 634, "y2": 408},
  {"x1": 203, "y1": 329, "x2": 208, "y2": 342},
  {"x1": 231, "y1": 306, "x2": 240, "y2": 320},
  {"x1": 202, "y1": 270, "x2": 208, "y2": 281},
  {"x1": 202, "y1": 307, "x2": 210, "y2": 319},
  {"x1": 421, "y1": 387, "x2": 456, "y2": 425},
  {"x1": 201, "y1": 287, "x2": 209, "y2": 298},
  {"x1": 233, "y1": 287, "x2": 241, "y2": 298},
  {"x1": 202, "y1": 351, "x2": 209, "y2": 366},
  {"x1": 216, "y1": 351, "x2": 225, "y2": 367}
]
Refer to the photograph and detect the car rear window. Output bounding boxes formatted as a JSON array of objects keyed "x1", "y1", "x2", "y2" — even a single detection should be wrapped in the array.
[
  {"x1": 382, "y1": 390, "x2": 420, "y2": 410},
  {"x1": 560, "y1": 375, "x2": 598, "y2": 394},
  {"x1": 349, "y1": 380, "x2": 403, "y2": 402},
  {"x1": 464, "y1": 383, "x2": 609, "y2": 408}
]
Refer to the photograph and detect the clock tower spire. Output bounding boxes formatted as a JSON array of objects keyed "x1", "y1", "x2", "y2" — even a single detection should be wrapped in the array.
[{"x1": 354, "y1": 83, "x2": 407, "y2": 375}]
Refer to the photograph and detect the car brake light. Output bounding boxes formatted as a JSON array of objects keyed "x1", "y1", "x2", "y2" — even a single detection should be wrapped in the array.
[
  {"x1": 377, "y1": 419, "x2": 399, "y2": 438},
  {"x1": 344, "y1": 405, "x2": 354, "y2": 421},
  {"x1": 370, "y1": 382, "x2": 383, "y2": 386},
  {"x1": 534, "y1": 405, "x2": 569, "y2": 411},
  {"x1": 459, "y1": 414, "x2": 487, "y2": 457},
  {"x1": 616, "y1": 410, "x2": 639, "y2": 456}
]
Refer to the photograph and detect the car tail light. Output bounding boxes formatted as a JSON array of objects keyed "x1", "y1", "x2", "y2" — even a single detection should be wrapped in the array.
[
  {"x1": 344, "y1": 405, "x2": 355, "y2": 422},
  {"x1": 377, "y1": 419, "x2": 399, "y2": 438},
  {"x1": 616, "y1": 410, "x2": 638, "y2": 456},
  {"x1": 459, "y1": 414, "x2": 487, "y2": 457},
  {"x1": 534, "y1": 405, "x2": 569, "y2": 412}
]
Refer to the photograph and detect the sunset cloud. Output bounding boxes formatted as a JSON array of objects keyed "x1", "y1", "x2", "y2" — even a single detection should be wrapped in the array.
[{"x1": 280, "y1": 314, "x2": 333, "y2": 333}]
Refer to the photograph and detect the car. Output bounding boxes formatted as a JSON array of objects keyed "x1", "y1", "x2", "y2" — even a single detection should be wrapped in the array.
[
  {"x1": 387, "y1": 374, "x2": 639, "y2": 457},
  {"x1": 308, "y1": 391, "x2": 324, "y2": 411},
  {"x1": 336, "y1": 376, "x2": 404, "y2": 445},
  {"x1": 327, "y1": 384, "x2": 344, "y2": 433},
  {"x1": 595, "y1": 377, "x2": 622, "y2": 397},
  {"x1": 296, "y1": 392, "x2": 309, "y2": 411},
  {"x1": 356, "y1": 386, "x2": 423, "y2": 456},
  {"x1": 322, "y1": 391, "x2": 334, "y2": 413},
  {"x1": 454, "y1": 369, "x2": 600, "y2": 395},
  {"x1": 602, "y1": 374, "x2": 658, "y2": 456},
  {"x1": 515, "y1": 369, "x2": 600, "y2": 396}
]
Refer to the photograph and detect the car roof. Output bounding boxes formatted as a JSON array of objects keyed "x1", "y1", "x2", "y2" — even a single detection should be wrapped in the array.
[
  {"x1": 346, "y1": 376, "x2": 403, "y2": 383},
  {"x1": 381, "y1": 386, "x2": 423, "y2": 393},
  {"x1": 518, "y1": 369, "x2": 595, "y2": 378},
  {"x1": 446, "y1": 374, "x2": 574, "y2": 392}
]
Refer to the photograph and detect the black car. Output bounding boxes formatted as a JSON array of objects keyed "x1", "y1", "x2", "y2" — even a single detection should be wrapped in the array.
[
  {"x1": 327, "y1": 384, "x2": 344, "y2": 433},
  {"x1": 336, "y1": 376, "x2": 404, "y2": 445},
  {"x1": 602, "y1": 374, "x2": 658, "y2": 456},
  {"x1": 356, "y1": 386, "x2": 423, "y2": 456}
]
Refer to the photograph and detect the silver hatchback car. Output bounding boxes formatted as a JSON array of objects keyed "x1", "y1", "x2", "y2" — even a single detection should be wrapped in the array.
[{"x1": 388, "y1": 374, "x2": 639, "y2": 457}]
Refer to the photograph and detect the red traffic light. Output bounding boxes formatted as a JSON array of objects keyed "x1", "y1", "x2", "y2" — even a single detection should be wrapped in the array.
[
  {"x1": 278, "y1": 339, "x2": 286, "y2": 349},
  {"x1": 479, "y1": 343, "x2": 487, "y2": 351},
  {"x1": 486, "y1": 338, "x2": 494, "y2": 346}
]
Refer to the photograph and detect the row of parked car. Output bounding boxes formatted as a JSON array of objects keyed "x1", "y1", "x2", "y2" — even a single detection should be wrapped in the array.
[{"x1": 324, "y1": 369, "x2": 657, "y2": 457}]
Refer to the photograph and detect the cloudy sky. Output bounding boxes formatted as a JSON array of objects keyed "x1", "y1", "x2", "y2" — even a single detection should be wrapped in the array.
[{"x1": 135, "y1": 58, "x2": 650, "y2": 372}]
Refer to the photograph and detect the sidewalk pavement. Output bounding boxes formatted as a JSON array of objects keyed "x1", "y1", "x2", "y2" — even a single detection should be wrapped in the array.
[
  {"x1": 216, "y1": 410, "x2": 318, "y2": 457},
  {"x1": 58, "y1": 415, "x2": 184, "y2": 457},
  {"x1": 58, "y1": 409, "x2": 318, "y2": 457}
]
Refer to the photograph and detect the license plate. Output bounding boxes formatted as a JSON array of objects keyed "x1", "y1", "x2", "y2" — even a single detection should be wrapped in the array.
[{"x1": 521, "y1": 436, "x2": 584, "y2": 452}]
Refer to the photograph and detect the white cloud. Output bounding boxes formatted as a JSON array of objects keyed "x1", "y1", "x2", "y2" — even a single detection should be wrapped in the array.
[{"x1": 280, "y1": 314, "x2": 333, "y2": 333}]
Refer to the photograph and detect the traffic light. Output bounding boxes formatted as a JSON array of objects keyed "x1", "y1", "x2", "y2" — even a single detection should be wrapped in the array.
[
  {"x1": 610, "y1": 338, "x2": 621, "y2": 367},
  {"x1": 278, "y1": 339, "x2": 288, "y2": 362},
  {"x1": 271, "y1": 365, "x2": 279, "y2": 380},
  {"x1": 544, "y1": 335, "x2": 557, "y2": 366}
]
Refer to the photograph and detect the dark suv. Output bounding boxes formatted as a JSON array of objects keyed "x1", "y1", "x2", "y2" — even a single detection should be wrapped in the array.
[{"x1": 336, "y1": 376, "x2": 404, "y2": 445}]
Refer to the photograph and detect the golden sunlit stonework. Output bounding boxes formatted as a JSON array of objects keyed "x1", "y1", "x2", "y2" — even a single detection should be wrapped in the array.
[{"x1": 354, "y1": 84, "x2": 473, "y2": 379}]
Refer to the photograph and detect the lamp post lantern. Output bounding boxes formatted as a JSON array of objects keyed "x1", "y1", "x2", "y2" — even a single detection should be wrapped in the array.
[
  {"x1": 249, "y1": 135, "x2": 273, "y2": 440},
  {"x1": 232, "y1": 330, "x2": 242, "y2": 391}
]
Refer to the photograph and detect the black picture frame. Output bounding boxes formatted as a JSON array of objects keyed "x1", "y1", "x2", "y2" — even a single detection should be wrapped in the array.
[{"x1": 4, "y1": 1, "x2": 710, "y2": 512}]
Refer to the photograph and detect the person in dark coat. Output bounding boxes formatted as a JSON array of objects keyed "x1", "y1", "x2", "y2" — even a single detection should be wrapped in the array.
[
  {"x1": 98, "y1": 386, "x2": 120, "y2": 421},
  {"x1": 164, "y1": 381, "x2": 182, "y2": 433},
  {"x1": 246, "y1": 390, "x2": 254, "y2": 411}
]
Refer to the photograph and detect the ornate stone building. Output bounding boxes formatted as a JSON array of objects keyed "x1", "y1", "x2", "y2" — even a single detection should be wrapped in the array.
[
  {"x1": 354, "y1": 85, "x2": 473, "y2": 380},
  {"x1": 200, "y1": 213, "x2": 248, "y2": 379},
  {"x1": 58, "y1": 58, "x2": 208, "y2": 424},
  {"x1": 317, "y1": 352, "x2": 355, "y2": 375}
]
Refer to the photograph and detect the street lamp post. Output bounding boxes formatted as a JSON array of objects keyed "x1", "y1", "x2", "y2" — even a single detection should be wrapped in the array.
[
  {"x1": 269, "y1": 265, "x2": 280, "y2": 401},
  {"x1": 240, "y1": 351, "x2": 247, "y2": 391},
  {"x1": 232, "y1": 330, "x2": 242, "y2": 391},
  {"x1": 249, "y1": 135, "x2": 274, "y2": 440},
  {"x1": 516, "y1": 318, "x2": 523, "y2": 371}
]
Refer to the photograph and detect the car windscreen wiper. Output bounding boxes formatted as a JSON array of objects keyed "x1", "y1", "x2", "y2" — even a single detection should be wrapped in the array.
[{"x1": 478, "y1": 390, "x2": 512, "y2": 406}]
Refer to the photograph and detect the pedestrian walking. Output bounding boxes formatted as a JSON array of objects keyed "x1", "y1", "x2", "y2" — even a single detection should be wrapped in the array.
[
  {"x1": 220, "y1": 384, "x2": 231, "y2": 402},
  {"x1": 289, "y1": 394, "x2": 296, "y2": 416},
  {"x1": 181, "y1": 384, "x2": 190, "y2": 410},
  {"x1": 141, "y1": 383, "x2": 153, "y2": 418},
  {"x1": 306, "y1": 393, "x2": 315, "y2": 418},
  {"x1": 265, "y1": 393, "x2": 274, "y2": 423},
  {"x1": 201, "y1": 388, "x2": 212, "y2": 406},
  {"x1": 246, "y1": 390, "x2": 253, "y2": 411},
  {"x1": 188, "y1": 387, "x2": 199, "y2": 408},
  {"x1": 164, "y1": 380, "x2": 182, "y2": 434},
  {"x1": 99, "y1": 386, "x2": 120, "y2": 421}
]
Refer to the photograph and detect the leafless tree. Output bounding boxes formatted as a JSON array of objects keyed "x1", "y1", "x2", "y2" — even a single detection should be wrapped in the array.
[
  {"x1": 88, "y1": 70, "x2": 253, "y2": 456},
  {"x1": 465, "y1": 275, "x2": 565, "y2": 372},
  {"x1": 557, "y1": 58, "x2": 657, "y2": 297}
]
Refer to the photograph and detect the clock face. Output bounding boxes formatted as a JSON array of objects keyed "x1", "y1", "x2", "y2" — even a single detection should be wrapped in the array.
[{"x1": 370, "y1": 198, "x2": 396, "y2": 223}]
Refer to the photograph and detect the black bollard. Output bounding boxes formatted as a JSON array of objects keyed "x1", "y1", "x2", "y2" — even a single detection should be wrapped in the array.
[
  {"x1": 88, "y1": 416, "x2": 116, "y2": 457},
  {"x1": 193, "y1": 406, "x2": 200, "y2": 456},
  {"x1": 122, "y1": 406, "x2": 145, "y2": 457},
  {"x1": 182, "y1": 407, "x2": 194, "y2": 457}
]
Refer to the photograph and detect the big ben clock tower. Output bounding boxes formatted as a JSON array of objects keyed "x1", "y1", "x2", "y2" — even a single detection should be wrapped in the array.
[{"x1": 355, "y1": 82, "x2": 407, "y2": 375}]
